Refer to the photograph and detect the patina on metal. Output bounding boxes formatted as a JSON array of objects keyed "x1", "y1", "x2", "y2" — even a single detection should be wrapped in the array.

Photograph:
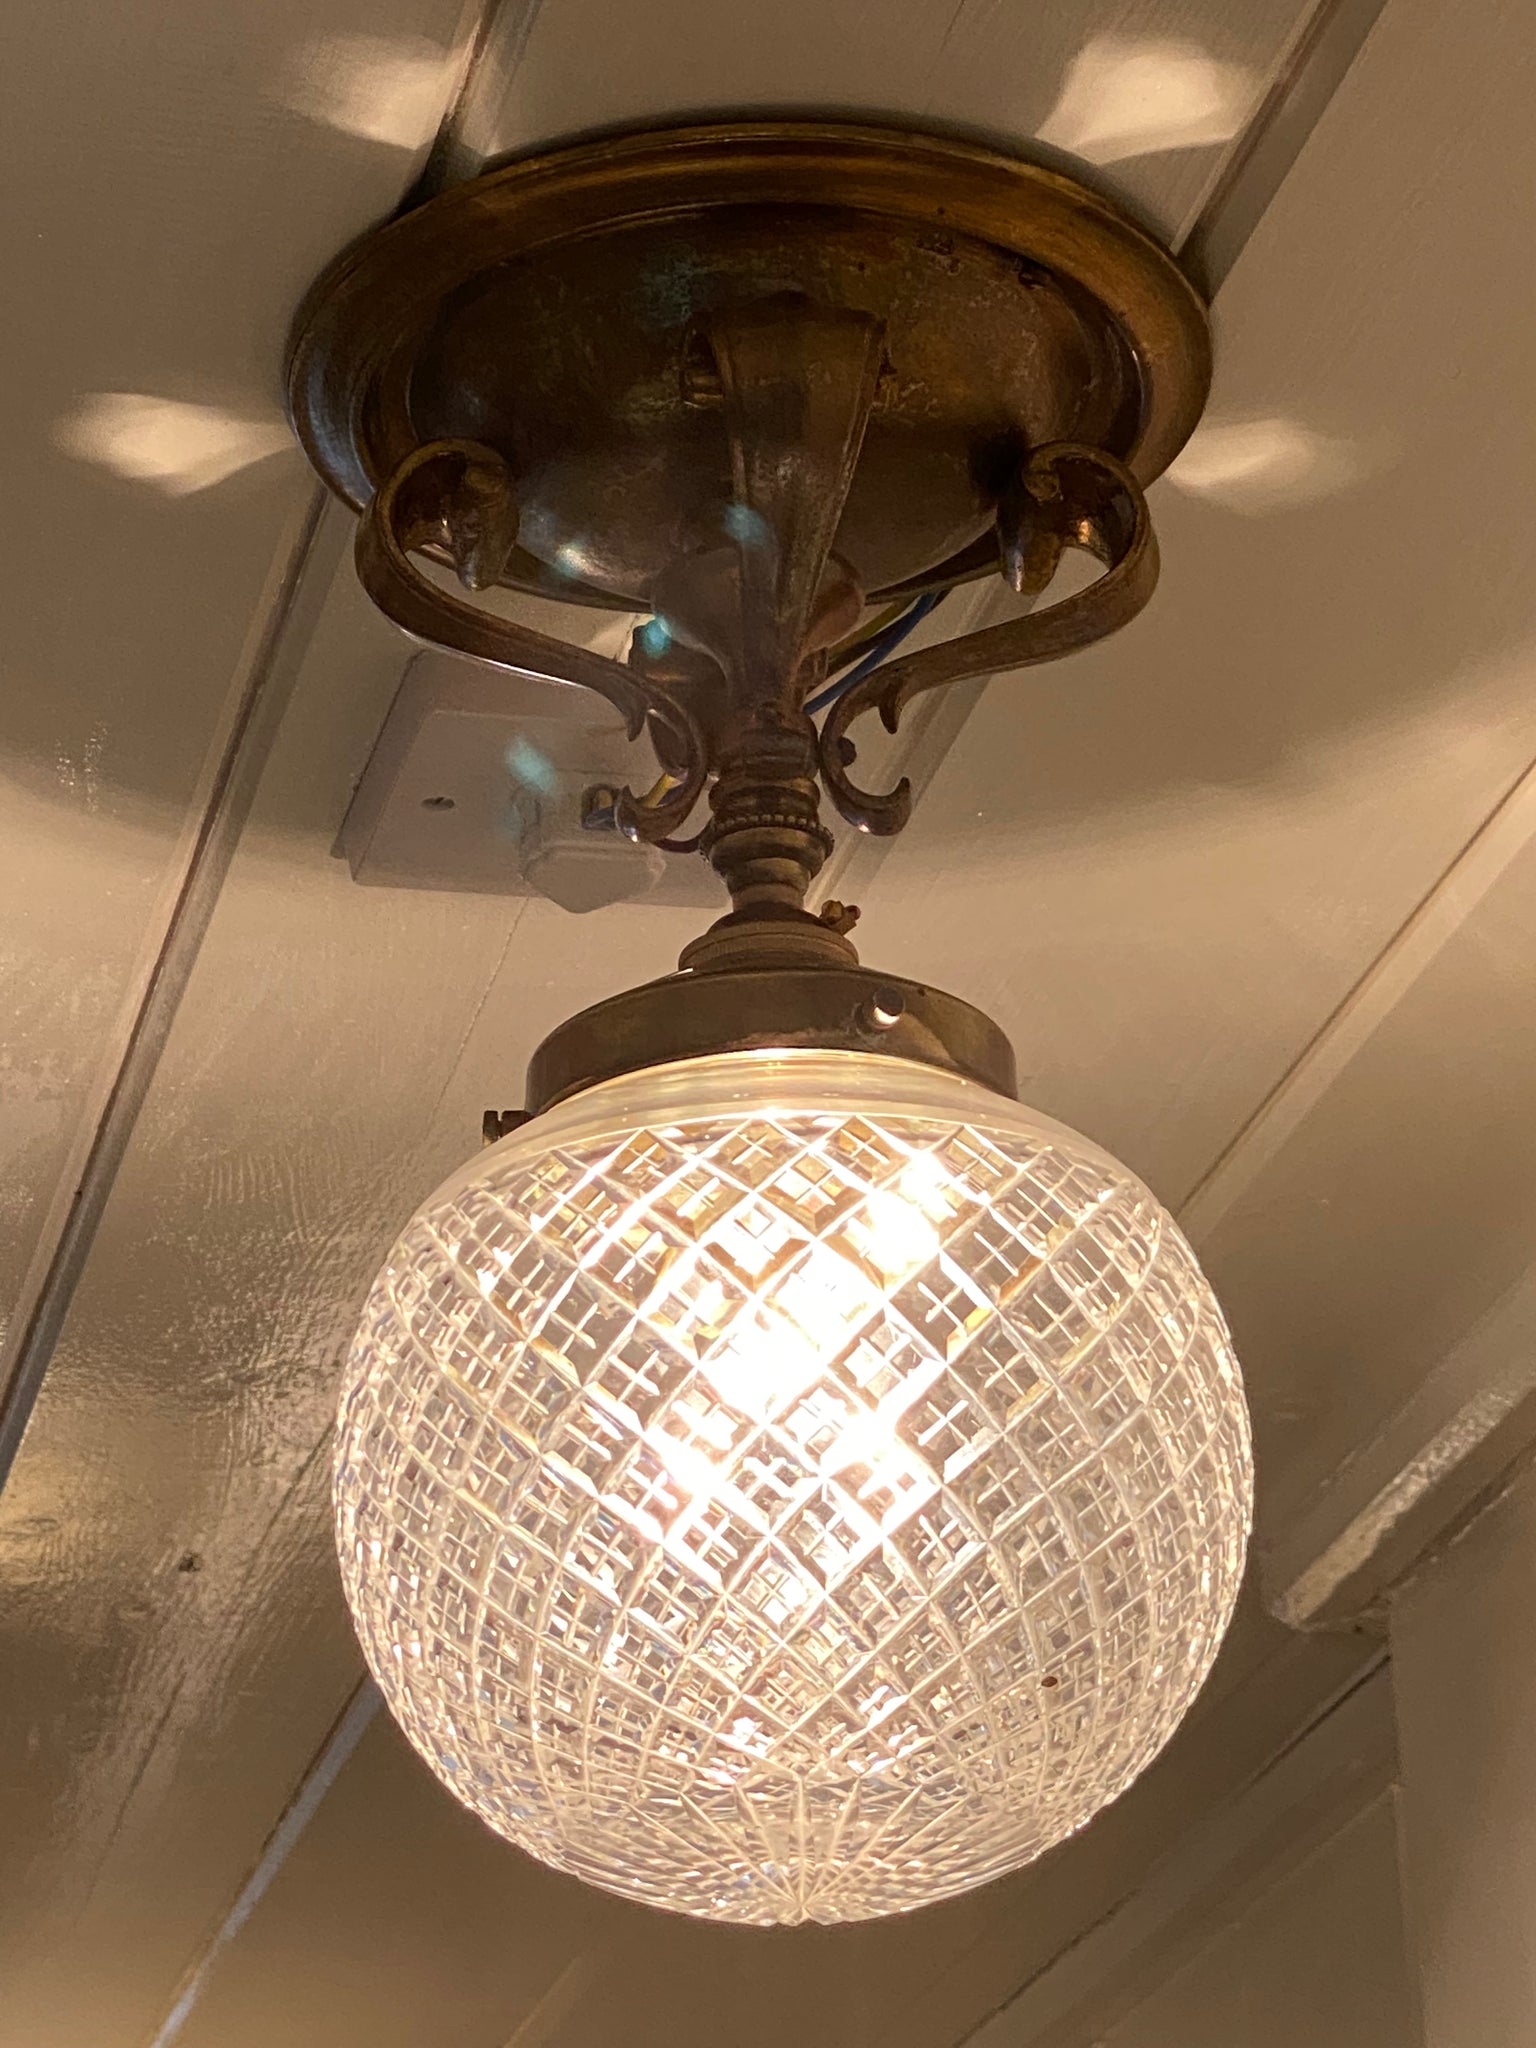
[
  {"x1": 524, "y1": 967, "x2": 1020, "y2": 1117},
  {"x1": 288, "y1": 119, "x2": 1210, "y2": 1106}
]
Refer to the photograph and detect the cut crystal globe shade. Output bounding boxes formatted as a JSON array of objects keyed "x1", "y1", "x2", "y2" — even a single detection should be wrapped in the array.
[{"x1": 337, "y1": 1049, "x2": 1251, "y2": 1925}]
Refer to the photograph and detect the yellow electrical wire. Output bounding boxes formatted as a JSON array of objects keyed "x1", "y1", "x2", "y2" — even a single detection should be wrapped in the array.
[
  {"x1": 635, "y1": 768, "x2": 682, "y2": 809},
  {"x1": 824, "y1": 599, "x2": 908, "y2": 671}
]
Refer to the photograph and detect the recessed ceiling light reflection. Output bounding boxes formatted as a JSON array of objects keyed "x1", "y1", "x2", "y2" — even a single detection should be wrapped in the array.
[
  {"x1": 1038, "y1": 34, "x2": 1259, "y2": 164},
  {"x1": 55, "y1": 394, "x2": 293, "y2": 495},
  {"x1": 1164, "y1": 418, "x2": 1373, "y2": 514},
  {"x1": 284, "y1": 33, "x2": 456, "y2": 151}
]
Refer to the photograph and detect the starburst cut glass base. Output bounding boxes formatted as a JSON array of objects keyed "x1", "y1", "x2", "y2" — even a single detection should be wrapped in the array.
[{"x1": 336, "y1": 1051, "x2": 1251, "y2": 1925}]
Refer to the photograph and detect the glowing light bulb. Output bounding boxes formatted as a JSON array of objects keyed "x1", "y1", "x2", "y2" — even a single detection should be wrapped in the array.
[{"x1": 337, "y1": 1051, "x2": 1250, "y2": 1925}]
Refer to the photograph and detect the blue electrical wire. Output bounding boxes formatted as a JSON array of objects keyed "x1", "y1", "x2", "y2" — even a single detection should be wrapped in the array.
[{"x1": 803, "y1": 589, "x2": 945, "y2": 717}]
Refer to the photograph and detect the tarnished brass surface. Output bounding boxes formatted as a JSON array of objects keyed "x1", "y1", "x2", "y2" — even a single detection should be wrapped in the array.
[
  {"x1": 288, "y1": 120, "x2": 1208, "y2": 609},
  {"x1": 354, "y1": 438, "x2": 708, "y2": 843},
  {"x1": 524, "y1": 966, "x2": 1020, "y2": 1115},
  {"x1": 288, "y1": 120, "x2": 1209, "y2": 1007},
  {"x1": 820, "y1": 442, "x2": 1156, "y2": 833}
]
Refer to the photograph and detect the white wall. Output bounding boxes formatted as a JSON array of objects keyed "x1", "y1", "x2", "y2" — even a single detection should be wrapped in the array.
[
  {"x1": 1093, "y1": 1451, "x2": 1536, "y2": 2048},
  {"x1": 1392, "y1": 1462, "x2": 1536, "y2": 2047},
  {"x1": 1098, "y1": 1792, "x2": 1420, "y2": 2048},
  {"x1": 968, "y1": 1665, "x2": 1421, "y2": 2048}
]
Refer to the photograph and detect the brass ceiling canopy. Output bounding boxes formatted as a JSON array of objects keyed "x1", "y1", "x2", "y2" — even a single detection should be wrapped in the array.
[
  {"x1": 287, "y1": 120, "x2": 1210, "y2": 1089},
  {"x1": 289, "y1": 122, "x2": 1207, "y2": 596}
]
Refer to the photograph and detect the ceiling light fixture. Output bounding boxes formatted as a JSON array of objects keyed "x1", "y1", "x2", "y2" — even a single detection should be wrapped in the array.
[{"x1": 289, "y1": 122, "x2": 1251, "y2": 1927}]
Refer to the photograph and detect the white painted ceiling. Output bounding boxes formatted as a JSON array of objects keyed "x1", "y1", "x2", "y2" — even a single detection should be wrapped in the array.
[{"x1": 3, "y1": 0, "x2": 1534, "y2": 2042}]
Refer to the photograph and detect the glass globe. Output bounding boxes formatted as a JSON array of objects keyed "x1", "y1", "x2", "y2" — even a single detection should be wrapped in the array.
[{"x1": 336, "y1": 1050, "x2": 1250, "y2": 1925}]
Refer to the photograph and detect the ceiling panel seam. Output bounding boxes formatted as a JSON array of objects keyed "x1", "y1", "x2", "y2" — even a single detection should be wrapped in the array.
[
  {"x1": 0, "y1": 0, "x2": 530, "y2": 1506},
  {"x1": 408, "y1": 0, "x2": 550, "y2": 198},
  {"x1": 0, "y1": 492, "x2": 336, "y2": 1493},
  {"x1": 1177, "y1": 737, "x2": 1536, "y2": 1239},
  {"x1": 1178, "y1": 0, "x2": 1394, "y2": 290},
  {"x1": 143, "y1": 1679, "x2": 382, "y2": 2048}
]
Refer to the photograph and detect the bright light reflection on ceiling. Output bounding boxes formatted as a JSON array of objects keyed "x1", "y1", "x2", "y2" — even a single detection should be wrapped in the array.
[
  {"x1": 55, "y1": 394, "x2": 293, "y2": 495},
  {"x1": 1037, "y1": 34, "x2": 1259, "y2": 164},
  {"x1": 1165, "y1": 418, "x2": 1373, "y2": 514},
  {"x1": 285, "y1": 32, "x2": 456, "y2": 150}
]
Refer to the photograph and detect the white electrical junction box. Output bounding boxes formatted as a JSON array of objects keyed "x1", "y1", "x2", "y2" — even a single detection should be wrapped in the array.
[{"x1": 335, "y1": 651, "x2": 721, "y2": 913}]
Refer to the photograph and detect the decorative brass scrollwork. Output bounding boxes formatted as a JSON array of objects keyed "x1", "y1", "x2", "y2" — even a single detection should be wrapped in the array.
[
  {"x1": 817, "y1": 445, "x2": 1157, "y2": 835},
  {"x1": 288, "y1": 122, "x2": 1209, "y2": 964},
  {"x1": 353, "y1": 432, "x2": 1158, "y2": 906},
  {"x1": 354, "y1": 440, "x2": 710, "y2": 846}
]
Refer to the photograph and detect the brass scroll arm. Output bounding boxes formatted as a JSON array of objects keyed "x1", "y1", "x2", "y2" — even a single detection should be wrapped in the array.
[
  {"x1": 355, "y1": 440, "x2": 709, "y2": 845},
  {"x1": 817, "y1": 444, "x2": 1157, "y2": 836}
]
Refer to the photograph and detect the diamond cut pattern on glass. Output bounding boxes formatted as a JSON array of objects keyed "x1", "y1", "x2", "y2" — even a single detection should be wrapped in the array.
[{"x1": 336, "y1": 1053, "x2": 1250, "y2": 1926}]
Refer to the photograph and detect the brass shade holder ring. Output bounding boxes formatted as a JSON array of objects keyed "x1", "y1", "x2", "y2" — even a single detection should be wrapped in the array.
[{"x1": 524, "y1": 965, "x2": 1020, "y2": 1117}]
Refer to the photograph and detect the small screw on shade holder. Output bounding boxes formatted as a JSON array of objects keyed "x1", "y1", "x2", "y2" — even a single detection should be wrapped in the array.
[{"x1": 857, "y1": 987, "x2": 906, "y2": 1033}]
